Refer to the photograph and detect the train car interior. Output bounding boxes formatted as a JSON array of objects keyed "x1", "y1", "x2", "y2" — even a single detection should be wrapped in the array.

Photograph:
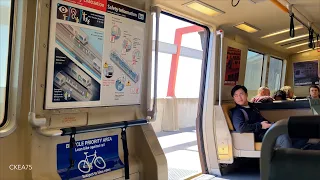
[{"x1": 1, "y1": 0, "x2": 320, "y2": 180}]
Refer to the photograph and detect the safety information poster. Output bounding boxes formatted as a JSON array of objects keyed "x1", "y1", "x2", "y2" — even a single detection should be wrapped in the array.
[
  {"x1": 57, "y1": 135, "x2": 124, "y2": 179},
  {"x1": 45, "y1": 0, "x2": 146, "y2": 109}
]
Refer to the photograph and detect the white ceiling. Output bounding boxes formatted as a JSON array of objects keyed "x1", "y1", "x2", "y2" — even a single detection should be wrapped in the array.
[{"x1": 155, "y1": 0, "x2": 320, "y2": 55}]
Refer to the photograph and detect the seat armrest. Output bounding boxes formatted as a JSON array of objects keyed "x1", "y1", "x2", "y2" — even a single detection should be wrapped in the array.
[{"x1": 231, "y1": 132, "x2": 255, "y2": 151}]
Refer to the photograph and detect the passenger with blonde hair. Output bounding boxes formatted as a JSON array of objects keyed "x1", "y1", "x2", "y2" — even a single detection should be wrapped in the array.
[
  {"x1": 251, "y1": 86, "x2": 273, "y2": 103},
  {"x1": 280, "y1": 86, "x2": 295, "y2": 99}
]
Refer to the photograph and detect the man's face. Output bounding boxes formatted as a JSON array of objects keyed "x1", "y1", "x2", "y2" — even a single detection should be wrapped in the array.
[
  {"x1": 310, "y1": 87, "x2": 319, "y2": 98},
  {"x1": 233, "y1": 88, "x2": 248, "y2": 106}
]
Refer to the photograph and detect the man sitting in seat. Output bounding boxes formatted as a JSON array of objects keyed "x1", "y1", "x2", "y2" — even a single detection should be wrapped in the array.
[
  {"x1": 308, "y1": 85, "x2": 320, "y2": 99},
  {"x1": 231, "y1": 85, "x2": 308, "y2": 149}
]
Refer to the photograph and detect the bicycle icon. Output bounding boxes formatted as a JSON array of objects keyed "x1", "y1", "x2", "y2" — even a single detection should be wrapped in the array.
[{"x1": 78, "y1": 150, "x2": 106, "y2": 173}]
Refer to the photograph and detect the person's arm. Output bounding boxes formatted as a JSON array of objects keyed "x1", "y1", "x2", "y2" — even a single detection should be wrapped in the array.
[{"x1": 232, "y1": 109, "x2": 262, "y2": 133}]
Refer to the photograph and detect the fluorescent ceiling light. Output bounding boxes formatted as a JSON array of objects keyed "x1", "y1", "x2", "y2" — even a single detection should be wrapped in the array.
[
  {"x1": 296, "y1": 47, "x2": 320, "y2": 53},
  {"x1": 275, "y1": 34, "x2": 309, "y2": 44},
  {"x1": 286, "y1": 40, "x2": 319, "y2": 49},
  {"x1": 286, "y1": 42, "x2": 309, "y2": 49},
  {"x1": 234, "y1": 22, "x2": 260, "y2": 33},
  {"x1": 185, "y1": 0, "x2": 225, "y2": 17},
  {"x1": 261, "y1": 25, "x2": 303, "y2": 39}
]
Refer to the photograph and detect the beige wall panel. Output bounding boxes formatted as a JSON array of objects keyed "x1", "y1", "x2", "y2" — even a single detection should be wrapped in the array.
[
  {"x1": 0, "y1": 0, "x2": 36, "y2": 179},
  {"x1": 216, "y1": 37, "x2": 248, "y2": 102}
]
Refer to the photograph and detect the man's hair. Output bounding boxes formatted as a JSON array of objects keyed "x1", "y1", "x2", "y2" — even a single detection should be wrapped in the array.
[
  {"x1": 231, "y1": 85, "x2": 248, "y2": 97},
  {"x1": 309, "y1": 85, "x2": 320, "y2": 92},
  {"x1": 273, "y1": 90, "x2": 287, "y2": 100}
]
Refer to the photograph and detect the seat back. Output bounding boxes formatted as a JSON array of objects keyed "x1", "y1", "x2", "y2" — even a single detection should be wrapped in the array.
[
  {"x1": 221, "y1": 103, "x2": 236, "y2": 131},
  {"x1": 309, "y1": 98, "x2": 320, "y2": 115},
  {"x1": 269, "y1": 148, "x2": 320, "y2": 180},
  {"x1": 260, "y1": 116, "x2": 320, "y2": 180}
]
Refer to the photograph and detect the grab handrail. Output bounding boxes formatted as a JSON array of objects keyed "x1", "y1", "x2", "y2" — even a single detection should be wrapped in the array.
[
  {"x1": 28, "y1": 0, "x2": 47, "y2": 127},
  {"x1": 217, "y1": 30, "x2": 224, "y2": 106},
  {"x1": 147, "y1": 6, "x2": 161, "y2": 121},
  {"x1": 60, "y1": 119, "x2": 148, "y2": 136}
]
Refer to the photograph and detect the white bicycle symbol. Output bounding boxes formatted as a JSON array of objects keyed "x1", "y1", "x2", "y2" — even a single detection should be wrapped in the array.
[{"x1": 78, "y1": 150, "x2": 106, "y2": 173}]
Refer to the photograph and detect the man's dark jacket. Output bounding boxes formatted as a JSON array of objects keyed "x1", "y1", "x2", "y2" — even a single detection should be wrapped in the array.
[{"x1": 231, "y1": 102, "x2": 269, "y2": 142}]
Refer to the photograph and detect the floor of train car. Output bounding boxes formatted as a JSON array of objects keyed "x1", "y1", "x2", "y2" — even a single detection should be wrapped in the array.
[{"x1": 156, "y1": 127, "x2": 260, "y2": 180}]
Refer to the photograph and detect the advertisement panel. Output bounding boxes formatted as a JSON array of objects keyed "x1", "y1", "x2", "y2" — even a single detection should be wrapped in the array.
[
  {"x1": 224, "y1": 46, "x2": 241, "y2": 86},
  {"x1": 293, "y1": 60, "x2": 319, "y2": 86}
]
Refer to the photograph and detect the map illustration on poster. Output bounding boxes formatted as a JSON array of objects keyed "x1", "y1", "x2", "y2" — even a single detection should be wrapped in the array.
[
  {"x1": 45, "y1": 0, "x2": 146, "y2": 109},
  {"x1": 224, "y1": 46, "x2": 241, "y2": 86},
  {"x1": 57, "y1": 135, "x2": 124, "y2": 179},
  {"x1": 293, "y1": 60, "x2": 319, "y2": 86}
]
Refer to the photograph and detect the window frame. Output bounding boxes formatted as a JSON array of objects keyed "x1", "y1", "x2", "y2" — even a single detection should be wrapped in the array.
[
  {"x1": 0, "y1": 0, "x2": 15, "y2": 127},
  {"x1": 0, "y1": 0, "x2": 27, "y2": 137}
]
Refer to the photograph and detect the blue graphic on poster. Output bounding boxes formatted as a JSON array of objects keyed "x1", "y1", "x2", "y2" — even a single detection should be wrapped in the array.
[
  {"x1": 57, "y1": 135, "x2": 124, "y2": 180},
  {"x1": 115, "y1": 79, "x2": 124, "y2": 91}
]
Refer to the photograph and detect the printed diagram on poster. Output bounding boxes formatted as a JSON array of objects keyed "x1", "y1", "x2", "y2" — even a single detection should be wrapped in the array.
[
  {"x1": 102, "y1": 0, "x2": 145, "y2": 105},
  {"x1": 57, "y1": 135, "x2": 124, "y2": 179},
  {"x1": 224, "y1": 46, "x2": 241, "y2": 86},
  {"x1": 45, "y1": 0, "x2": 146, "y2": 109},
  {"x1": 293, "y1": 60, "x2": 319, "y2": 86}
]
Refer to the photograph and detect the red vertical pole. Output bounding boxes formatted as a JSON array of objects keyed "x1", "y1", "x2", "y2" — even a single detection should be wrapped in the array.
[{"x1": 167, "y1": 25, "x2": 204, "y2": 97}]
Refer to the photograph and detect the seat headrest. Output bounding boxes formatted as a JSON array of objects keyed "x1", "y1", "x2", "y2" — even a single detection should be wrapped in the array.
[{"x1": 288, "y1": 115, "x2": 320, "y2": 138}]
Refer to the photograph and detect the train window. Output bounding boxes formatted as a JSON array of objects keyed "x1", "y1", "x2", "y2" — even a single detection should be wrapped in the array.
[
  {"x1": 151, "y1": 13, "x2": 205, "y2": 98},
  {"x1": 0, "y1": 0, "x2": 14, "y2": 126},
  {"x1": 244, "y1": 50, "x2": 264, "y2": 98},
  {"x1": 268, "y1": 57, "x2": 283, "y2": 94}
]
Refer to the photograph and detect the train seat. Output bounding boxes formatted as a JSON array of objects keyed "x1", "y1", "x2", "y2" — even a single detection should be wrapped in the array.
[
  {"x1": 221, "y1": 103, "x2": 261, "y2": 155},
  {"x1": 260, "y1": 116, "x2": 320, "y2": 180}
]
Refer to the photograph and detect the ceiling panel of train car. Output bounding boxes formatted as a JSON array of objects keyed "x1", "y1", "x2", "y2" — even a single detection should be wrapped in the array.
[{"x1": 154, "y1": 0, "x2": 320, "y2": 55}]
